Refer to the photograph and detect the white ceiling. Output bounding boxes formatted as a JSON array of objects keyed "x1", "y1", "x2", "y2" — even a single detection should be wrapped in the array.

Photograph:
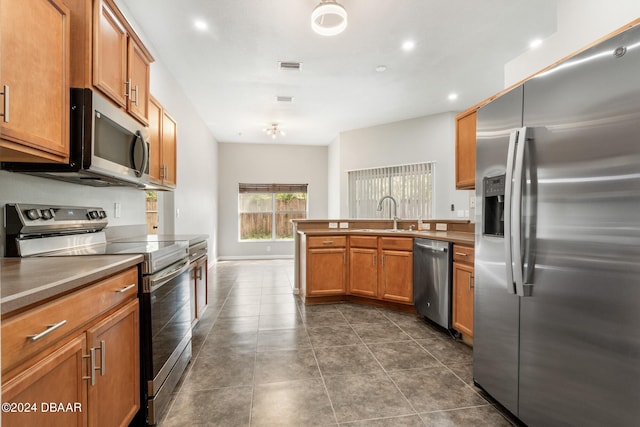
[{"x1": 120, "y1": 0, "x2": 558, "y2": 145}]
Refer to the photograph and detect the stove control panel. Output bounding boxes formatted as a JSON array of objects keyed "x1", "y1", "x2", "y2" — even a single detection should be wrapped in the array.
[{"x1": 5, "y1": 203, "x2": 109, "y2": 236}]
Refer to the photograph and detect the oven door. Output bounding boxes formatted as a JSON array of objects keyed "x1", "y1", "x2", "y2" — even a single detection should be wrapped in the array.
[{"x1": 140, "y1": 259, "x2": 192, "y2": 424}]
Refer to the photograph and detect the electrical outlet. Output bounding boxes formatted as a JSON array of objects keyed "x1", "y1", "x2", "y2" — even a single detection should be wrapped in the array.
[
  {"x1": 266, "y1": 246, "x2": 271, "y2": 252},
  {"x1": 424, "y1": 223, "x2": 431, "y2": 230},
  {"x1": 469, "y1": 195, "x2": 476, "y2": 208},
  {"x1": 114, "y1": 202, "x2": 121, "y2": 218},
  {"x1": 328, "y1": 222, "x2": 338, "y2": 229},
  {"x1": 339, "y1": 222, "x2": 349, "y2": 229},
  {"x1": 436, "y1": 223, "x2": 448, "y2": 231},
  {"x1": 457, "y1": 210, "x2": 464, "y2": 218}
]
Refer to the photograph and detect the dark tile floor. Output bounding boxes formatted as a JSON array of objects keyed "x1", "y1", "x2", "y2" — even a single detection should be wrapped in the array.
[{"x1": 159, "y1": 260, "x2": 514, "y2": 427}]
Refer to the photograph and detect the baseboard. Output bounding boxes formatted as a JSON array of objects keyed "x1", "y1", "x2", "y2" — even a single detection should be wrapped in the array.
[{"x1": 216, "y1": 255, "x2": 295, "y2": 261}]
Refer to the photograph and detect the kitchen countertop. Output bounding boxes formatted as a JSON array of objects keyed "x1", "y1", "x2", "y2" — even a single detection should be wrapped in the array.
[
  {"x1": 114, "y1": 234, "x2": 209, "y2": 246},
  {"x1": 1, "y1": 254, "x2": 144, "y2": 316},
  {"x1": 298, "y1": 229, "x2": 475, "y2": 246}
]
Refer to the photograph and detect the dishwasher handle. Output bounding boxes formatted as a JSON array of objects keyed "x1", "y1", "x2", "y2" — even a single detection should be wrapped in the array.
[{"x1": 415, "y1": 242, "x2": 448, "y2": 252}]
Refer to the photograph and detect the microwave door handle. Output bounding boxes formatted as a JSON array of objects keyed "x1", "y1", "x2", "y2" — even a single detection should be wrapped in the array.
[{"x1": 130, "y1": 131, "x2": 146, "y2": 177}]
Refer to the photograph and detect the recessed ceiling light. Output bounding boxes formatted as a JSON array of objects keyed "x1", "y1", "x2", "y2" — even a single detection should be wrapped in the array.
[
  {"x1": 530, "y1": 38, "x2": 543, "y2": 49},
  {"x1": 402, "y1": 40, "x2": 415, "y2": 52},
  {"x1": 448, "y1": 93, "x2": 458, "y2": 101},
  {"x1": 375, "y1": 65, "x2": 387, "y2": 73},
  {"x1": 194, "y1": 20, "x2": 207, "y2": 31}
]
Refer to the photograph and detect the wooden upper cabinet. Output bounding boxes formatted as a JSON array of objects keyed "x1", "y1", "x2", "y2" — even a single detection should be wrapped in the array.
[
  {"x1": 161, "y1": 110, "x2": 177, "y2": 187},
  {"x1": 0, "y1": 0, "x2": 70, "y2": 163},
  {"x1": 148, "y1": 96, "x2": 162, "y2": 183},
  {"x1": 91, "y1": 0, "x2": 152, "y2": 125},
  {"x1": 455, "y1": 109, "x2": 477, "y2": 189},
  {"x1": 92, "y1": 0, "x2": 127, "y2": 108},
  {"x1": 148, "y1": 95, "x2": 178, "y2": 188},
  {"x1": 127, "y1": 40, "x2": 151, "y2": 124}
]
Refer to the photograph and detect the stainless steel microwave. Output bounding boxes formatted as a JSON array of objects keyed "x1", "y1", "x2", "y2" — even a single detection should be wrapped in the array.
[{"x1": 2, "y1": 88, "x2": 151, "y2": 188}]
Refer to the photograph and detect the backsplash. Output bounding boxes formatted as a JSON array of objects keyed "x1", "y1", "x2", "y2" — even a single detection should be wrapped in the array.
[{"x1": 0, "y1": 170, "x2": 145, "y2": 256}]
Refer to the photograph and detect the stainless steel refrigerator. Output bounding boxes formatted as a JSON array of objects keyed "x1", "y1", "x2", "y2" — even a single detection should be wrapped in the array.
[{"x1": 474, "y1": 23, "x2": 640, "y2": 426}]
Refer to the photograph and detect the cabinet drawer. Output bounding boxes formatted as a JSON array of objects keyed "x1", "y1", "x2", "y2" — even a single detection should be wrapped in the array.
[
  {"x1": 1, "y1": 267, "x2": 138, "y2": 373},
  {"x1": 380, "y1": 237, "x2": 413, "y2": 251},
  {"x1": 453, "y1": 245, "x2": 474, "y2": 264},
  {"x1": 349, "y1": 236, "x2": 378, "y2": 249},
  {"x1": 308, "y1": 236, "x2": 346, "y2": 248}
]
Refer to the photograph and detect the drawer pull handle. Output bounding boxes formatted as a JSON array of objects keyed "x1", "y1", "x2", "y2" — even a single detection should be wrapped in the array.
[
  {"x1": 323, "y1": 241, "x2": 334, "y2": 245},
  {"x1": 83, "y1": 348, "x2": 97, "y2": 386},
  {"x1": 455, "y1": 252, "x2": 468, "y2": 256},
  {"x1": 116, "y1": 283, "x2": 136, "y2": 293},
  {"x1": 27, "y1": 320, "x2": 67, "y2": 341}
]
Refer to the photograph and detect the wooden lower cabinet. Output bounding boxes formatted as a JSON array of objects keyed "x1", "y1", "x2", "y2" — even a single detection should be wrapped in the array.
[
  {"x1": 346, "y1": 236, "x2": 413, "y2": 304},
  {"x1": 195, "y1": 256, "x2": 209, "y2": 319},
  {"x1": 1, "y1": 335, "x2": 87, "y2": 427},
  {"x1": 86, "y1": 299, "x2": 140, "y2": 427},
  {"x1": 380, "y1": 249, "x2": 413, "y2": 303},
  {"x1": 305, "y1": 235, "x2": 347, "y2": 296},
  {"x1": 452, "y1": 245, "x2": 474, "y2": 337},
  {"x1": 190, "y1": 256, "x2": 209, "y2": 325},
  {"x1": 349, "y1": 247, "x2": 378, "y2": 297},
  {"x1": 1, "y1": 267, "x2": 140, "y2": 427},
  {"x1": 307, "y1": 248, "x2": 346, "y2": 296}
]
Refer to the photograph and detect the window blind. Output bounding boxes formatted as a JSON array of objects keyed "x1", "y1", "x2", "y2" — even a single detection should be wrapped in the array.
[
  {"x1": 239, "y1": 183, "x2": 308, "y2": 194},
  {"x1": 348, "y1": 162, "x2": 434, "y2": 219}
]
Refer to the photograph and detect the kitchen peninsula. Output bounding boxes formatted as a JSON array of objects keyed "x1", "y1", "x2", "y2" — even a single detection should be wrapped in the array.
[{"x1": 293, "y1": 219, "x2": 474, "y2": 324}]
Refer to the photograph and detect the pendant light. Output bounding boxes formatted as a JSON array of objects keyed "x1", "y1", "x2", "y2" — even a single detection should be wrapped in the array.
[{"x1": 311, "y1": 0, "x2": 348, "y2": 36}]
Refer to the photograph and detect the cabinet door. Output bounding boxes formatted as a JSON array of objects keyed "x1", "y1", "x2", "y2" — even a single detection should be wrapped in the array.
[
  {"x1": 349, "y1": 248, "x2": 378, "y2": 297},
  {"x1": 86, "y1": 299, "x2": 140, "y2": 427},
  {"x1": 453, "y1": 262, "x2": 474, "y2": 337},
  {"x1": 1, "y1": 334, "x2": 87, "y2": 427},
  {"x1": 380, "y1": 250, "x2": 413, "y2": 303},
  {"x1": 127, "y1": 39, "x2": 150, "y2": 125},
  {"x1": 0, "y1": 0, "x2": 70, "y2": 163},
  {"x1": 308, "y1": 248, "x2": 346, "y2": 296},
  {"x1": 148, "y1": 96, "x2": 162, "y2": 183},
  {"x1": 161, "y1": 110, "x2": 177, "y2": 187},
  {"x1": 196, "y1": 257, "x2": 209, "y2": 319},
  {"x1": 93, "y1": 0, "x2": 127, "y2": 108},
  {"x1": 455, "y1": 110, "x2": 476, "y2": 189}
]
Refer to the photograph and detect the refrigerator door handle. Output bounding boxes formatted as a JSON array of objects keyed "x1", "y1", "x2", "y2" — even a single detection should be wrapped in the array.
[
  {"x1": 503, "y1": 129, "x2": 519, "y2": 294},
  {"x1": 512, "y1": 126, "x2": 532, "y2": 297}
]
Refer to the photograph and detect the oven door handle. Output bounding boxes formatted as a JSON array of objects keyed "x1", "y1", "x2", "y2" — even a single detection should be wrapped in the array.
[{"x1": 149, "y1": 260, "x2": 190, "y2": 293}]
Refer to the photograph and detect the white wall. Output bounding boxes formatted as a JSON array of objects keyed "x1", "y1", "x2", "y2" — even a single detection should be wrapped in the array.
[
  {"x1": 505, "y1": 1, "x2": 640, "y2": 86},
  {"x1": 218, "y1": 143, "x2": 328, "y2": 259},
  {"x1": 332, "y1": 112, "x2": 470, "y2": 220},
  {"x1": 327, "y1": 135, "x2": 341, "y2": 218},
  {"x1": 116, "y1": 1, "x2": 220, "y2": 262}
]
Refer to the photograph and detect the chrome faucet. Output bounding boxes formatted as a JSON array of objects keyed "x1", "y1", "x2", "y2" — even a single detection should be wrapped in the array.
[{"x1": 377, "y1": 195, "x2": 399, "y2": 230}]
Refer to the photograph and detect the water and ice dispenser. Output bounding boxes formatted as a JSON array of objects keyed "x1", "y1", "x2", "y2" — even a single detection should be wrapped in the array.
[{"x1": 483, "y1": 175, "x2": 505, "y2": 237}]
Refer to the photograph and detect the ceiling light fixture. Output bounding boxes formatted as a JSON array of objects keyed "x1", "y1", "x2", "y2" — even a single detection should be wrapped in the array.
[
  {"x1": 375, "y1": 65, "x2": 387, "y2": 73},
  {"x1": 194, "y1": 19, "x2": 207, "y2": 31},
  {"x1": 263, "y1": 123, "x2": 285, "y2": 139},
  {"x1": 402, "y1": 40, "x2": 416, "y2": 51},
  {"x1": 448, "y1": 93, "x2": 458, "y2": 101},
  {"x1": 311, "y1": 0, "x2": 347, "y2": 36},
  {"x1": 530, "y1": 38, "x2": 543, "y2": 49}
]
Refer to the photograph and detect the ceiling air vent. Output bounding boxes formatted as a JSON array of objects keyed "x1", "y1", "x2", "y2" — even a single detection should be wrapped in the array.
[
  {"x1": 279, "y1": 61, "x2": 302, "y2": 71},
  {"x1": 276, "y1": 96, "x2": 294, "y2": 103}
]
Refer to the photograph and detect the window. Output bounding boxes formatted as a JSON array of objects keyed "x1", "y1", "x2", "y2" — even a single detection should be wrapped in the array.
[
  {"x1": 238, "y1": 184, "x2": 308, "y2": 241},
  {"x1": 348, "y1": 162, "x2": 434, "y2": 219}
]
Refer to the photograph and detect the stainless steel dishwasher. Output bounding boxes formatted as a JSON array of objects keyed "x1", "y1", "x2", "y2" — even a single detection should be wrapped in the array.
[{"x1": 413, "y1": 238, "x2": 453, "y2": 329}]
